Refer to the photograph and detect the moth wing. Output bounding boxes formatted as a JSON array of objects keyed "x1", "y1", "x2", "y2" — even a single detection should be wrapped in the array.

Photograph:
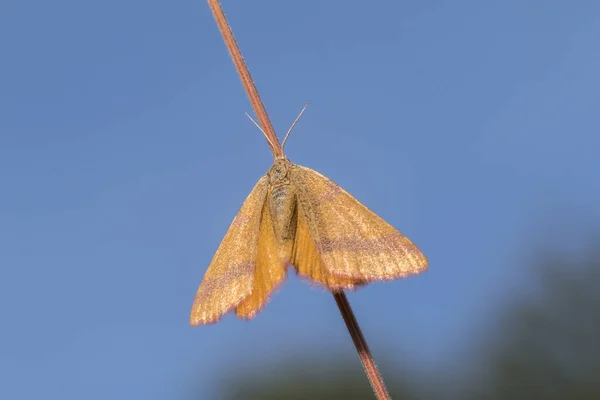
[
  {"x1": 291, "y1": 201, "x2": 363, "y2": 289},
  {"x1": 290, "y1": 165, "x2": 428, "y2": 282},
  {"x1": 190, "y1": 176, "x2": 269, "y2": 326},
  {"x1": 235, "y1": 197, "x2": 287, "y2": 319}
]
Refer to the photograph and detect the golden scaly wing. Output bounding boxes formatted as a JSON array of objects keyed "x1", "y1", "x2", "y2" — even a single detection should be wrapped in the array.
[
  {"x1": 290, "y1": 164, "x2": 428, "y2": 283},
  {"x1": 235, "y1": 197, "x2": 287, "y2": 319},
  {"x1": 291, "y1": 204, "x2": 363, "y2": 289},
  {"x1": 190, "y1": 176, "x2": 268, "y2": 325}
]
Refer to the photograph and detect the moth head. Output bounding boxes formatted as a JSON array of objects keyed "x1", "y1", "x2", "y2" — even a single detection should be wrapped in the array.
[{"x1": 268, "y1": 158, "x2": 291, "y2": 183}]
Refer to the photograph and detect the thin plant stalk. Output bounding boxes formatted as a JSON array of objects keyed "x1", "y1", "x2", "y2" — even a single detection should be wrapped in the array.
[
  {"x1": 205, "y1": 1, "x2": 391, "y2": 398},
  {"x1": 334, "y1": 291, "x2": 391, "y2": 399},
  {"x1": 206, "y1": 0, "x2": 283, "y2": 159}
]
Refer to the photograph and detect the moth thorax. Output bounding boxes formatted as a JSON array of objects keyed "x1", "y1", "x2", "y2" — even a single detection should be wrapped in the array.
[
  {"x1": 269, "y1": 183, "x2": 297, "y2": 246},
  {"x1": 268, "y1": 158, "x2": 291, "y2": 184}
]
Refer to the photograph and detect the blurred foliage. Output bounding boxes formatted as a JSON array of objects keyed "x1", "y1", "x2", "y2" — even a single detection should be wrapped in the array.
[
  {"x1": 220, "y1": 356, "x2": 421, "y2": 400},
  {"x1": 212, "y1": 240, "x2": 600, "y2": 399},
  {"x1": 470, "y1": 245, "x2": 600, "y2": 399}
]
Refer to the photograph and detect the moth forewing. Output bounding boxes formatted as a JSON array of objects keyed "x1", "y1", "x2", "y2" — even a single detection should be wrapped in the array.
[
  {"x1": 189, "y1": 176, "x2": 269, "y2": 325},
  {"x1": 291, "y1": 203, "x2": 364, "y2": 289},
  {"x1": 235, "y1": 199, "x2": 286, "y2": 319},
  {"x1": 289, "y1": 164, "x2": 428, "y2": 282}
]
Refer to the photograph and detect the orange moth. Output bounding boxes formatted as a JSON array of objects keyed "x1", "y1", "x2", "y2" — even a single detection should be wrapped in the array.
[{"x1": 190, "y1": 106, "x2": 428, "y2": 325}]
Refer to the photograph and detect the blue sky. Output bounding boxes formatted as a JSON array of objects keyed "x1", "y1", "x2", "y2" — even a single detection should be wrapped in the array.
[{"x1": 1, "y1": 0, "x2": 599, "y2": 398}]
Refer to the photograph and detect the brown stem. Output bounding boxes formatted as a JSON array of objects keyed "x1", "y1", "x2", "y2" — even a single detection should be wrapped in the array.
[
  {"x1": 334, "y1": 291, "x2": 391, "y2": 400},
  {"x1": 205, "y1": 1, "x2": 390, "y2": 398},
  {"x1": 206, "y1": 0, "x2": 283, "y2": 159}
]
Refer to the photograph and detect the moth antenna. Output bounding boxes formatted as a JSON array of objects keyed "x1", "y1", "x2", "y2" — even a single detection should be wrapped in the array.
[
  {"x1": 245, "y1": 112, "x2": 277, "y2": 150},
  {"x1": 282, "y1": 101, "x2": 309, "y2": 151}
]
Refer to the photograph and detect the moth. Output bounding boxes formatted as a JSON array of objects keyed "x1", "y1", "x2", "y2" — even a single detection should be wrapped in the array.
[{"x1": 190, "y1": 107, "x2": 428, "y2": 325}]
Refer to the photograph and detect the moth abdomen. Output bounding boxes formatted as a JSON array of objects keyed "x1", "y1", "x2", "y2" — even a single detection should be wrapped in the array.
[
  {"x1": 271, "y1": 184, "x2": 289, "y2": 202},
  {"x1": 268, "y1": 183, "x2": 298, "y2": 246}
]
